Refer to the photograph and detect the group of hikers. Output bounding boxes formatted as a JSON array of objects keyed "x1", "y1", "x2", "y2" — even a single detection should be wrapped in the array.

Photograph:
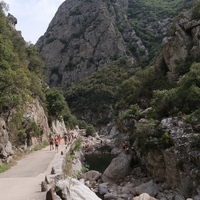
[
  {"x1": 49, "y1": 134, "x2": 61, "y2": 152},
  {"x1": 49, "y1": 132, "x2": 76, "y2": 152}
]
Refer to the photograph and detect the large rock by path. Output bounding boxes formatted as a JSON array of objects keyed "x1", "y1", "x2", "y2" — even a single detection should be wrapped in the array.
[{"x1": 56, "y1": 178, "x2": 101, "y2": 200}]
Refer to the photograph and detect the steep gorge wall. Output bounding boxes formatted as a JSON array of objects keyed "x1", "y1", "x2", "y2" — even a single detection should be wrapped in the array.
[
  {"x1": 144, "y1": 117, "x2": 200, "y2": 197},
  {"x1": 0, "y1": 98, "x2": 68, "y2": 162},
  {"x1": 143, "y1": 9, "x2": 200, "y2": 195},
  {"x1": 36, "y1": 0, "x2": 145, "y2": 87},
  {"x1": 160, "y1": 9, "x2": 200, "y2": 80}
]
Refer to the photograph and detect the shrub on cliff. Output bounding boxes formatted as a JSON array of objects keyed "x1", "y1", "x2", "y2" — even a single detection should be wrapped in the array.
[
  {"x1": 85, "y1": 124, "x2": 95, "y2": 137},
  {"x1": 192, "y1": 0, "x2": 200, "y2": 19},
  {"x1": 135, "y1": 120, "x2": 173, "y2": 154},
  {"x1": 152, "y1": 62, "x2": 200, "y2": 118}
]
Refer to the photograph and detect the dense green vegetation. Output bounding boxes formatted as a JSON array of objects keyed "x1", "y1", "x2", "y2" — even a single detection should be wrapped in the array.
[
  {"x1": 1, "y1": 0, "x2": 200, "y2": 152},
  {"x1": 0, "y1": 2, "x2": 78, "y2": 146},
  {"x1": 152, "y1": 62, "x2": 200, "y2": 117},
  {"x1": 64, "y1": 57, "x2": 133, "y2": 125},
  {"x1": 135, "y1": 120, "x2": 173, "y2": 154},
  {"x1": 0, "y1": 3, "x2": 47, "y2": 144},
  {"x1": 127, "y1": 0, "x2": 195, "y2": 63},
  {"x1": 192, "y1": 0, "x2": 200, "y2": 19},
  {"x1": 45, "y1": 87, "x2": 79, "y2": 129},
  {"x1": 64, "y1": 0, "x2": 198, "y2": 129},
  {"x1": 85, "y1": 124, "x2": 96, "y2": 137}
]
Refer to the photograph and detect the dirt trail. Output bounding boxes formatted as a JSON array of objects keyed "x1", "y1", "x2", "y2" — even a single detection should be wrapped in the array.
[{"x1": 0, "y1": 141, "x2": 67, "y2": 200}]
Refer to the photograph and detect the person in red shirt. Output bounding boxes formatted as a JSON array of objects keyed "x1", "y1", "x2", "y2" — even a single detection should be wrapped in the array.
[{"x1": 58, "y1": 134, "x2": 61, "y2": 144}]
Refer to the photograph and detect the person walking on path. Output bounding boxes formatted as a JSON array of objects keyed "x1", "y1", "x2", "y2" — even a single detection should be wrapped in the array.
[
  {"x1": 55, "y1": 139, "x2": 59, "y2": 153},
  {"x1": 58, "y1": 134, "x2": 61, "y2": 144},
  {"x1": 49, "y1": 136, "x2": 54, "y2": 150},
  {"x1": 63, "y1": 133, "x2": 68, "y2": 145}
]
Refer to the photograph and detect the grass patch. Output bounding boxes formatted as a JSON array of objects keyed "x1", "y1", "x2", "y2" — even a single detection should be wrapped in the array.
[
  {"x1": 33, "y1": 140, "x2": 49, "y2": 151},
  {"x1": 72, "y1": 138, "x2": 82, "y2": 152},
  {"x1": 63, "y1": 152, "x2": 73, "y2": 177},
  {"x1": 63, "y1": 138, "x2": 83, "y2": 177},
  {"x1": 0, "y1": 164, "x2": 9, "y2": 173}
]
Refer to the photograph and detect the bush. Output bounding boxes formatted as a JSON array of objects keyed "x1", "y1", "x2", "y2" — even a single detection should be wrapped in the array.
[
  {"x1": 85, "y1": 125, "x2": 96, "y2": 137},
  {"x1": 17, "y1": 129, "x2": 27, "y2": 145},
  {"x1": 192, "y1": 1, "x2": 200, "y2": 19},
  {"x1": 135, "y1": 120, "x2": 173, "y2": 154},
  {"x1": 63, "y1": 113, "x2": 78, "y2": 129},
  {"x1": 78, "y1": 120, "x2": 87, "y2": 129},
  {"x1": 0, "y1": 164, "x2": 9, "y2": 173},
  {"x1": 72, "y1": 138, "x2": 83, "y2": 152},
  {"x1": 121, "y1": 104, "x2": 142, "y2": 120}
]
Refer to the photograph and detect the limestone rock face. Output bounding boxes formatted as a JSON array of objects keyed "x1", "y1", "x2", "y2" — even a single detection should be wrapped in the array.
[
  {"x1": 0, "y1": 99, "x2": 52, "y2": 161},
  {"x1": 7, "y1": 13, "x2": 17, "y2": 29},
  {"x1": 51, "y1": 119, "x2": 67, "y2": 136},
  {"x1": 144, "y1": 117, "x2": 200, "y2": 197},
  {"x1": 0, "y1": 118, "x2": 13, "y2": 161},
  {"x1": 23, "y1": 99, "x2": 50, "y2": 144},
  {"x1": 161, "y1": 9, "x2": 200, "y2": 80},
  {"x1": 36, "y1": 0, "x2": 146, "y2": 87},
  {"x1": 102, "y1": 151, "x2": 132, "y2": 183}
]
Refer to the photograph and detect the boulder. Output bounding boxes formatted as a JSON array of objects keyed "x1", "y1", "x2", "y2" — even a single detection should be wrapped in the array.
[
  {"x1": 56, "y1": 178, "x2": 101, "y2": 200},
  {"x1": 102, "y1": 152, "x2": 132, "y2": 183},
  {"x1": 121, "y1": 183, "x2": 135, "y2": 195},
  {"x1": 135, "y1": 180, "x2": 159, "y2": 197},
  {"x1": 133, "y1": 193, "x2": 156, "y2": 200},
  {"x1": 174, "y1": 195, "x2": 185, "y2": 200},
  {"x1": 41, "y1": 181, "x2": 48, "y2": 192},
  {"x1": 46, "y1": 188, "x2": 55, "y2": 200},
  {"x1": 82, "y1": 170, "x2": 102, "y2": 182},
  {"x1": 99, "y1": 182, "x2": 109, "y2": 195},
  {"x1": 104, "y1": 192, "x2": 118, "y2": 199}
]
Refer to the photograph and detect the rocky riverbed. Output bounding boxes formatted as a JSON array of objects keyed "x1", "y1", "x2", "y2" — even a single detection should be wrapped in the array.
[
  {"x1": 46, "y1": 127, "x2": 200, "y2": 200},
  {"x1": 78, "y1": 135, "x2": 195, "y2": 200}
]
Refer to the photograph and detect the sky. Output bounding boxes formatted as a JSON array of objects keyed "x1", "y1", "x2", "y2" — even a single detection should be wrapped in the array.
[{"x1": 4, "y1": 0, "x2": 65, "y2": 44}]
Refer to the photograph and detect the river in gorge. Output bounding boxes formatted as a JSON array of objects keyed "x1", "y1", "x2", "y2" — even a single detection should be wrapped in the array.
[{"x1": 84, "y1": 153, "x2": 115, "y2": 173}]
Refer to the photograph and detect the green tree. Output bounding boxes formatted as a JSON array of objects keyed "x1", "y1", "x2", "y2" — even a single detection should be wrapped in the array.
[
  {"x1": 26, "y1": 44, "x2": 45, "y2": 75},
  {"x1": 151, "y1": 62, "x2": 200, "y2": 117},
  {"x1": 65, "y1": 58, "x2": 132, "y2": 125},
  {"x1": 46, "y1": 88, "x2": 67, "y2": 119}
]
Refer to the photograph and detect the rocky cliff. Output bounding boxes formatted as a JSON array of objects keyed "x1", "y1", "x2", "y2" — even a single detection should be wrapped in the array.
[
  {"x1": 36, "y1": 0, "x2": 195, "y2": 89},
  {"x1": 0, "y1": 98, "x2": 68, "y2": 162},
  {"x1": 144, "y1": 117, "x2": 200, "y2": 198},
  {"x1": 146, "y1": 6, "x2": 200, "y2": 196},
  {"x1": 0, "y1": 118, "x2": 13, "y2": 163},
  {"x1": 36, "y1": 0, "x2": 146, "y2": 87},
  {"x1": 160, "y1": 8, "x2": 200, "y2": 81}
]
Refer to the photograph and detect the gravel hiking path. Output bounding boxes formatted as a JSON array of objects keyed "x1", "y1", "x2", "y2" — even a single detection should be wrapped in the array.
[{"x1": 0, "y1": 142, "x2": 67, "y2": 200}]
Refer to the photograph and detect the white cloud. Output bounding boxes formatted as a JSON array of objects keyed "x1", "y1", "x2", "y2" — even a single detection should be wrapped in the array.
[{"x1": 4, "y1": 0, "x2": 65, "y2": 44}]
